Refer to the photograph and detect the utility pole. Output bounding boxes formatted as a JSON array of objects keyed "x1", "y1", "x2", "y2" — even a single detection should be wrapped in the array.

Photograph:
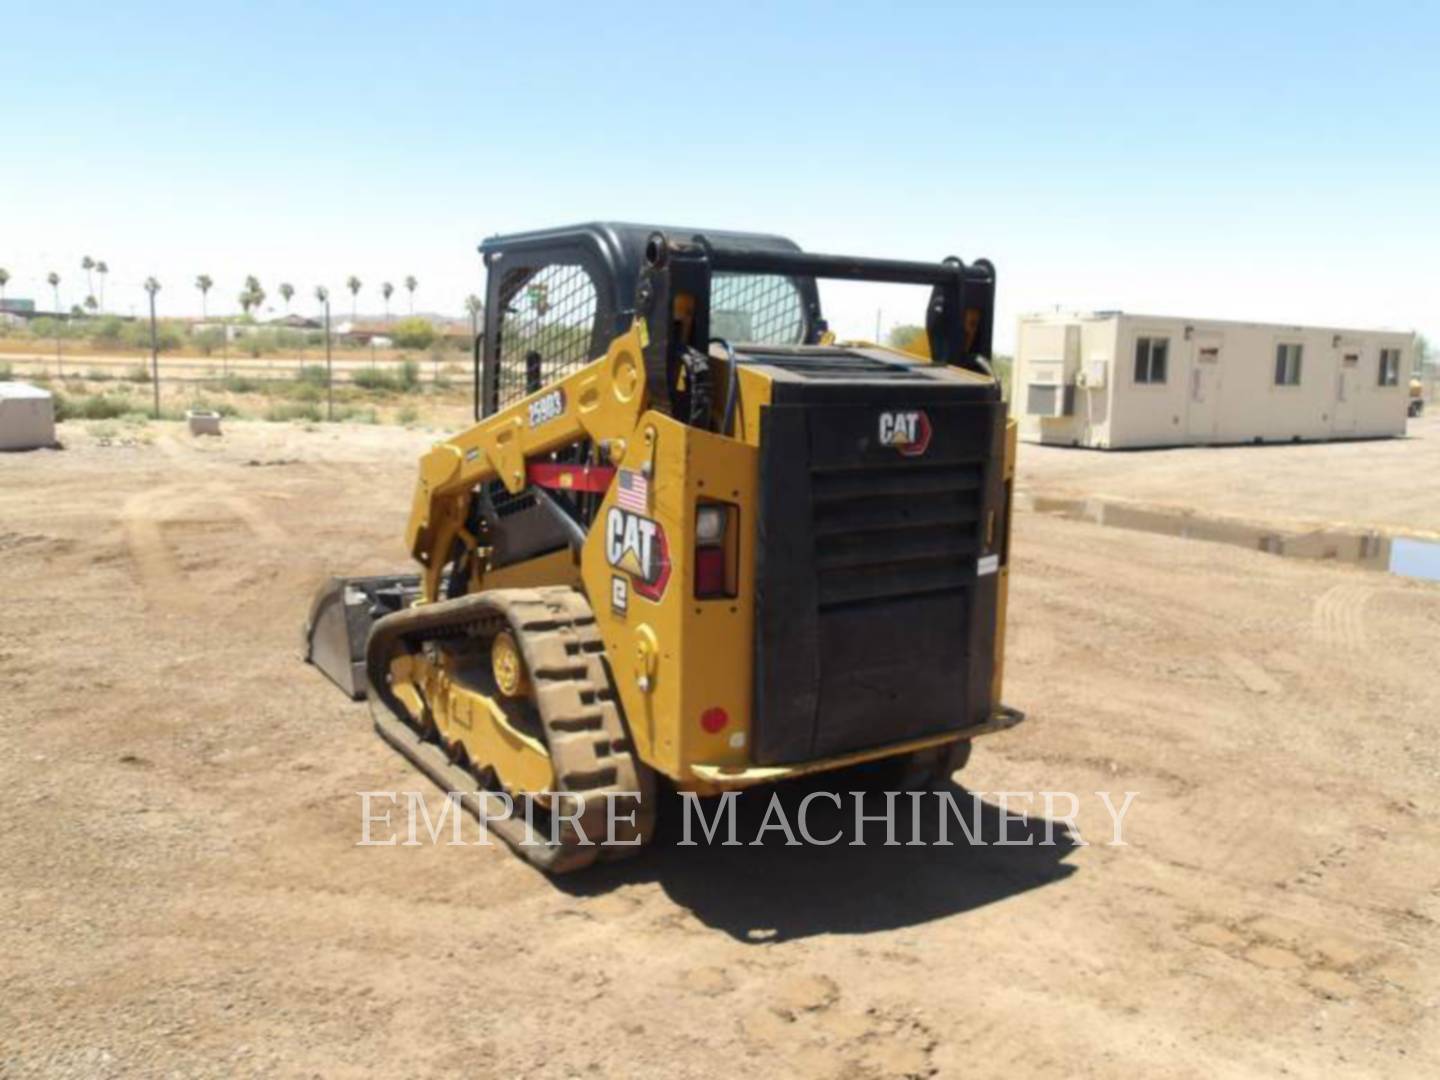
[
  {"x1": 319, "y1": 288, "x2": 333, "y2": 422},
  {"x1": 49, "y1": 276, "x2": 63, "y2": 376},
  {"x1": 325, "y1": 298, "x2": 334, "y2": 421},
  {"x1": 145, "y1": 278, "x2": 161, "y2": 418}
]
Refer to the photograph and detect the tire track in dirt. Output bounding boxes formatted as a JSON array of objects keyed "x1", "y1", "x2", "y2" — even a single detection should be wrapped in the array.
[
  {"x1": 121, "y1": 484, "x2": 210, "y2": 613},
  {"x1": 1310, "y1": 582, "x2": 1374, "y2": 649},
  {"x1": 121, "y1": 449, "x2": 293, "y2": 612}
]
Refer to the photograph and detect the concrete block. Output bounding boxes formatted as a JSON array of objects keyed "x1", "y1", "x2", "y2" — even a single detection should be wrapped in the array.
[
  {"x1": 187, "y1": 410, "x2": 223, "y2": 437},
  {"x1": 0, "y1": 382, "x2": 56, "y2": 451}
]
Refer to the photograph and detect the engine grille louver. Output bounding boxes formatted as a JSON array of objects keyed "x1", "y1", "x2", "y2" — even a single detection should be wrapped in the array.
[{"x1": 812, "y1": 462, "x2": 985, "y2": 610}]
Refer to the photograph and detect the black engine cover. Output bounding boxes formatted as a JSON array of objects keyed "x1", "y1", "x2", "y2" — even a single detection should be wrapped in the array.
[{"x1": 752, "y1": 373, "x2": 1006, "y2": 765}]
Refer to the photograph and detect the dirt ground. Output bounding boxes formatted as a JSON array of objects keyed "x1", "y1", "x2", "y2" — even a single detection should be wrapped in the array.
[
  {"x1": 1017, "y1": 414, "x2": 1440, "y2": 536},
  {"x1": 2, "y1": 415, "x2": 1437, "y2": 1078}
]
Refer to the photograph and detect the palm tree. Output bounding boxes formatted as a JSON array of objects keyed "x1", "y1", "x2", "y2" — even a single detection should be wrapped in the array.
[
  {"x1": 84, "y1": 295, "x2": 98, "y2": 313},
  {"x1": 82, "y1": 256, "x2": 95, "y2": 299},
  {"x1": 0, "y1": 268, "x2": 9, "y2": 309},
  {"x1": 404, "y1": 275, "x2": 417, "y2": 315},
  {"x1": 95, "y1": 261, "x2": 108, "y2": 311},
  {"x1": 346, "y1": 276, "x2": 362, "y2": 321},
  {"x1": 381, "y1": 281, "x2": 394, "y2": 322},
  {"x1": 465, "y1": 294, "x2": 483, "y2": 338},
  {"x1": 315, "y1": 285, "x2": 328, "y2": 304},
  {"x1": 279, "y1": 282, "x2": 295, "y2": 312},
  {"x1": 195, "y1": 274, "x2": 213, "y2": 319},
  {"x1": 242, "y1": 276, "x2": 265, "y2": 316},
  {"x1": 47, "y1": 271, "x2": 61, "y2": 313}
]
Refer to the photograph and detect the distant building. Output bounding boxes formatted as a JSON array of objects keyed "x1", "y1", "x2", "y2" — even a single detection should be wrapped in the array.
[
  {"x1": 270, "y1": 314, "x2": 322, "y2": 330},
  {"x1": 337, "y1": 319, "x2": 394, "y2": 344},
  {"x1": 1016, "y1": 311, "x2": 1415, "y2": 448},
  {"x1": 0, "y1": 298, "x2": 37, "y2": 314},
  {"x1": 439, "y1": 321, "x2": 477, "y2": 344}
]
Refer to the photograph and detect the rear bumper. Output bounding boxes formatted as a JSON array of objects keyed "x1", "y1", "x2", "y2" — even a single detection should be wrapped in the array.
[{"x1": 682, "y1": 705, "x2": 1023, "y2": 793}]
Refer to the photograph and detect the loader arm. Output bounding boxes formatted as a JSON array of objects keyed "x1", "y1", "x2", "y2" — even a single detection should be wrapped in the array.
[{"x1": 405, "y1": 322, "x2": 651, "y2": 600}]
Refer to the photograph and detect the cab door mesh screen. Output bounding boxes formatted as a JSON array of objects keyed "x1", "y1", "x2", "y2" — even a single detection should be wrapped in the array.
[{"x1": 496, "y1": 263, "x2": 599, "y2": 408}]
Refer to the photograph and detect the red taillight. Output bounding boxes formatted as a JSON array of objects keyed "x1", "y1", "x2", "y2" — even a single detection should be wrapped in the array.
[
  {"x1": 695, "y1": 545, "x2": 727, "y2": 598},
  {"x1": 701, "y1": 707, "x2": 728, "y2": 734},
  {"x1": 694, "y1": 501, "x2": 737, "y2": 599}
]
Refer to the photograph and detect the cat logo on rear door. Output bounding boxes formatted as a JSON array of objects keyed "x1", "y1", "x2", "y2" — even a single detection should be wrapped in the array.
[
  {"x1": 878, "y1": 410, "x2": 932, "y2": 457},
  {"x1": 604, "y1": 507, "x2": 671, "y2": 602}
]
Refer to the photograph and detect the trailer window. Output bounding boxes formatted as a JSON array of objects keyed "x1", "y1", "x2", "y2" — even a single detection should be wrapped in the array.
[
  {"x1": 1274, "y1": 343, "x2": 1303, "y2": 386},
  {"x1": 1379, "y1": 348, "x2": 1401, "y2": 387},
  {"x1": 1134, "y1": 337, "x2": 1168, "y2": 384}
]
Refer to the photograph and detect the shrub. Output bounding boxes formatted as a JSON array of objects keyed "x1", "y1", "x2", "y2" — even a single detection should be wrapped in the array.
[
  {"x1": 33, "y1": 317, "x2": 82, "y2": 340},
  {"x1": 91, "y1": 316, "x2": 126, "y2": 348},
  {"x1": 264, "y1": 402, "x2": 322, "y2": 423},
  {"x1": 290, "y1": 382, "x2": 322, "y2": 403},
  {"x1": 398, "y1": 357, "x2": 420, "y2": 392},
  {"x1": 118, "y1": 320, "x2": 184, "y2": 352},
  {"x1": 396, "y1": 403, "x2": 419, "y2": 426},
  {"x1": 0, "y1": 361, "x2": 12, "y2": 380},
  {"x1": 352, "y1": 365, "x2": 397, "y2": 391},
  {"x1": 86, "y1": 368, "x2": 113, "y2": 382},
  {"x1": 127, "y1": 365, "x2": 153, "y2": 383},
  {"x1": 392, "y1": 317, "x2": 436, "y2": 350},
  {"x1": 55, "y1": 393, "x2": 135, "y2": 421},
  {"x1": 195, "y1": 328, "x2": 226, "y2": 356},
  {"x1": 219, "y1": 373, "x2": 261, "y2": 394},
  {"x1": 296, "y1": 364, "x2": 329, "y2": 387}
]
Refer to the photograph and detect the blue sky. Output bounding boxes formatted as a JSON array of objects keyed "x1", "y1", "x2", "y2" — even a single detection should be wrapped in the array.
[{"x1": 2, "y1": 1, "x2": 1436, "y2": 347}]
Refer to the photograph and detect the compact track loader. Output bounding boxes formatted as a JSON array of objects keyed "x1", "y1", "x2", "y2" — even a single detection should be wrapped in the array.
[{"x1": 305, "y1": 223, "x2": 1022, "y2": 871}]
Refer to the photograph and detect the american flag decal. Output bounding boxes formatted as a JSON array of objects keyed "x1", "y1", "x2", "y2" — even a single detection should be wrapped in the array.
[{"x1": 615, "y1": 468, "x2": 649, "y2": 514}]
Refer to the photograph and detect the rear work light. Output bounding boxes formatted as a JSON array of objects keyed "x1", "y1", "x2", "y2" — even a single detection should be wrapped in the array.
[
  {"x1": 695, "y1": 505, "x2": 727, "y2": 545},
  {"x1": 694, "y1": 501, "x2": 738, "y2": 599}
]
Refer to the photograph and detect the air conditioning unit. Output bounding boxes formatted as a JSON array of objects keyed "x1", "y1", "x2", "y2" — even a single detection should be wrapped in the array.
[{"x1": 1026, "y1": 382, "x2": 1074, "y2": 417}]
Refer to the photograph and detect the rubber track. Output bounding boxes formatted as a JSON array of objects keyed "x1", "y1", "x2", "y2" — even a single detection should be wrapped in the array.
[{"x1": 366, "y1": 586, "x2": 655, "y2": 873}]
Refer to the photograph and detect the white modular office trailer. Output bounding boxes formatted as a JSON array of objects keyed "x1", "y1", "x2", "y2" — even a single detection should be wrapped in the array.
[{"x1": 1015, "y1": 311, "x2": 1415, "y2": 449}]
